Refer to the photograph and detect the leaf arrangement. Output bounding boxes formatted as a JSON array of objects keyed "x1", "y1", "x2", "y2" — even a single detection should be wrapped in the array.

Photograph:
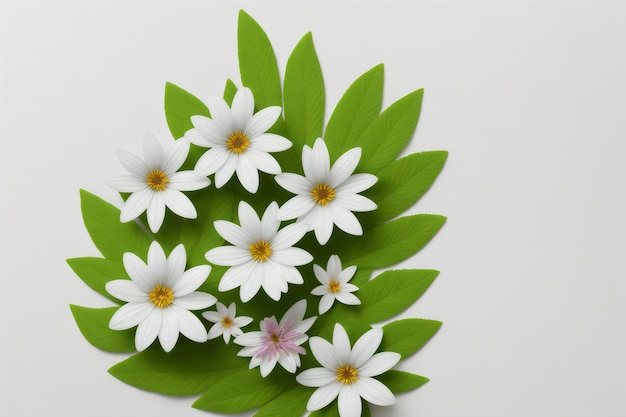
[{"x1": 69, "y1": 10, "x2": 447, "y2": 417}]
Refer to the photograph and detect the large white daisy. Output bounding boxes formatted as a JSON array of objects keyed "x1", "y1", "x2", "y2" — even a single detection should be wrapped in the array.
[
  {"x1": 185, "y1": 87, "x2": 292, "y2": 193},
  {"x1": 205, "y1": 201, "x2": 312, "y2": 302},
  {"x1": 311, "y1": 255, "x2": 360, "y2": 315},
  {"x1": 234, "y1": 300, "x2": 316, "y2": 377},
  {"x1": 296, "y1": 323, "x2": 401, "y2": 417},
  {"x1": 108, "y1": 132, "x2": 210, "y2": 233},
  {"x1": 275, "y1": 138, "x2": 377, "y2": 245},
  {"x1": 106, "y1": 241, "x2": 216, "y2": 352}
]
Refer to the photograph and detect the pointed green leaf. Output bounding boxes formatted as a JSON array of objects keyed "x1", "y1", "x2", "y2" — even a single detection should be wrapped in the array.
[
  {"x1": 238, "y1": 10, "x2": 281, "y2": 108},
  {"x1": 324, "y1": 64, "x2": 384, "y2": 161},
  {"x1": 358, "y1": 89, "x2": 424, "y2": 173},
  {"x1": 343, "y1": 214, "x2": 446, "y2": 269},
  {"x1": 284, "y1": 32, "x2": 325, "y2": 148},
  {"x1": 381, "y1": 318, "x2": 442, "y2": 359},
  {"x1": 80, "y1": 189, "x2": 152, "y2": 261},
  {"x1": 108, "y1": 341, "x2": 245, "y2": 395},
  {"x1": 366, "y1": 151, "x2": 448, "y2": 223},
  {"x1": 377, "y1": 370, "x2": 429, "y2": 394},
  {"x1": 164, "y1": 82, "x2": 210, "y2": 139},
  {"x1": 192, "y1": 368, "x2": 294, "y2": 413},
  {"x1": 254, "y1": 386, "x2": 311, "y2": 417},
  {"x1": 70, "y1": 305, "x2": 135, "y2": 353},
  {"x1": 223, "y1": 78, "x2": 238, "y2": 105},
  {"x1": 67, "y1": 257, "x2": 127, "y2": 302}
]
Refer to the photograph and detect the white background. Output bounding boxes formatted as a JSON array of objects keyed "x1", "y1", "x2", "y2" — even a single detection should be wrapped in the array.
[{"x1": 1, "y1": 0, "x2": 625, "y2": 416}]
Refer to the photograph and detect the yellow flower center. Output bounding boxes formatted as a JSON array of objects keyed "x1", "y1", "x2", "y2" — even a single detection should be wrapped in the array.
[
  {"x1": 221, "y1": 316, "x2": 233, "y2": 328},
  {"x1": 148, "y1": 284, "x2": 174, "y2": 308},
  {"x1": 328, "y1": 280, "x2": 341, "y2": 293},
  {"x1": 146, "y1": 169, "x2": 169, "y2": 191},
  {"x1": 249, "y1": 240, "x2": 272, "y2": 262},
  {"x1": 336, "y1": 364, "x2": 359, "y2": 385},
  {"x1": 311, "y1": 184, "x2": 336, "y2": 205},
  {"x1": 269, "y1": 333, "x2": 281, "y2": 344},
  {"x1": 226, "y1": 131, "x2": 250, "y2": 154}
]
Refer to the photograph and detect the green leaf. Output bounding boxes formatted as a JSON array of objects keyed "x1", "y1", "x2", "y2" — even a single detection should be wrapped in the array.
[
  {"x1": 381, "y1": 318, "x2": 442, "y2": 359},
  {"x1": 238, "y1": 10, "x2": 281, "y2": 108},
  {"x1": 309, "y1": 401, "x2": 370, "y2": 417},
  {"x1": 324, "y1": 64, "x2": 384, "y2": 161},
  {"x1": 283, "y1": 32, "x2": 325, "y2": 149},
  {"x1": 70, "y1": 305, "x2": 135, "y2": 353},
  {"x1": 358, "y1": 89, "x2": 424, "y2": 173},
  {"x1": 366, "y1": 151, "x2": 448, "y2": 223},
  {"x1": 80, "y1": 189, "x2": 152, "y2": 261},
  {"x1": 108, "y1": 341, "x2": 245, "y2": 395},
  {"x1": 223, "y1": 78, "x2": 238, "y2": 105},
  {"x1": 377, "y1": 370, "x2": 429, "y2": 394},
  {"x1": 352, "y1": 270, "x2": 439, "y2": 324},
  {"x1": 254, "y1": 386, "x2": 311, "y2": 417},
  {"x1": 192, "y1": 368, "x2": 294, "y2": 413},
  {"x1": 164, "y1": 82, "x2": 210, "y2": 139},
  {"x1": 66, "y1": 257, "x2": 127, "y2": 302},
  {"x1": 343, "y1": 214, "x2": 446, "y2": 269}
]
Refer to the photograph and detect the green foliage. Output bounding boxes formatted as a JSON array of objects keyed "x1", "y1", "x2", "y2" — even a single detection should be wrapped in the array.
[
  {"x1": 377, "y1": 370, "x2": 429, "y2": 393},
  {"x1": 70, "y1": 305, "x2": 135, "y2": 353},
  {"x1": 66, "y1": 257, "x2": 127, "y2": 302},
  {"x1": 164, "y1": 82, "x2": 210, "y2": 139},
  {"x1": 253, "y1": 386, "x2": 311, "y2": 417},
  {"x1": 381, "y1": 318, "x2": 442, "y2": 359},
  {"x1": 223, "y1": 78, "x2": 238, "y2": 105}
]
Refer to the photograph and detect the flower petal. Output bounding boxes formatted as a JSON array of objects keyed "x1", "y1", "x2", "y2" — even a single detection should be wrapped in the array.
[
  {"x1": 164, "y1": 244, "x2": 186, "y2": 288},
  {"x1": 311, "y1": 284, "x2": 328, "y2": 296},
  {"x1": 246, "y1": 148, "x2": 282, "y2": 174},
  {"x1": 162, "y1": 137, "x2": 190, "y2": 174},
  {"x1": 146, "y1": 192, "x2": 165, "y2": 233},
  {"x1": 296, "y1": 367, "x2": 337, "y2": 388},
  {"x1": 335, "y1": 173, "x2": 378, "y2": 194},
  {"x1": 173, "y1": 291, "x2": 216, "y2": 310},
  {"x1": 206, "y1": 246, "x2": 251, "y2": 266},
  {"x1": 207, "y1": 323, "x2": 224, "y2": 340},
  {"x1": 275, "y1": 173, "x2": 311, "y2": 195},
  {"x1": 168, "y1": 171, "x2": 211, "y2": 191},
  {"x1": 278, "y1": 351, "x2": 298, "y2": 373},
  {"x1": 158, "y1": 307, "x2": 179, "y2": 352},
  {"x1": 245, "y1": 106, "x2": 281, "y2": 136},
  {"x1": 214, "y1": 153, "x2": 238, "y2": 188},
  {"x1": 304, "y1": 139, "x2": 330, "y2": 185},
  {"x1": 218, "y1": 262, "x2": 257, "y2": 291},
  {"x1": 250, "y1": 133, "x2": 292, "y2": 152},
  {"x1": 329, "y1": 147, "x2": 361, "y2": 187},
  {"x1": 237, "y1": 201, "x2": 262, "y2": 241},
  {"x1": 202, "y1": 311, "x2": 222, "y2": 323},
  {"x1": 105, "y1": 280, "x2": 147, "y2": 303},
  {"x1": 359, "y1": 352, "x2": 401, "y2": 377},
  {"x1": 335, "y1": 292, "x2": 361, "y2": 306},
  {"x1": 305, "y1": 382, "x2": 342, "y2": 411},
  {"x1": 327, "y1": 255, "x2": 342, "y2": 278},
  {"x1": 276, "y1": 195, "x2": 315, "y2": 222},
  {"x1": 107, "y1": 175, "x2": 146, "y2": 192},
  {"x1": 214, "y1": 220, "x2": 250, "y2": 247},
  {"x1": 259, "y1": 355, "x2": 279, "y2": 377},
  {"x1": 174, "y1": 306, "x2": 209, "y2": 343},
  {"x1": 184, "y1": 126, "x2": 213, "y2": 148},
  {"x1": 147, "y1": 241, "x2": 167, "y2": 282},
  {"x1": 135, "y1": 308, "x2": 162, "y2": 351},
  {"x1": 330, "y1": 205, "x2": 363, "y2": 236},
  {"x1": 109, "y1": 302, "x2": 153, "y2": 330},
  {"x1": 163, "y1": 189, "x2": 197, "y2": 219},
  {"x1": 190, "y1": 115, "x2": 229, "y2": 146},
  {"x1": 119, "y1": 188, "x2": 152, "y2": 222},
  {"x1": 235, "y1": 153, "x2": 260, "y2": 193},
  {"x1": 143, "y1": 132, "x2": 165, "y2": 170},
  {"x1": 123, "y1": 253, "x2": 152, "y2": 293},
  {"x1": 240, "y1": 271, "x2": 263, "y2": 302},
  {"x1": 172, "y1": 265, "x2": 212, "y2": 296},
  {"x1": 311, "y1": 206, "x2": 334, "y2": 245},
  {"x1": 350, "y1": 328, "x2": 383, "y2": 368},
  {"x1": 231, "y1": 87, "x2": 255, "y2": 129},
  {"x1": 279, "y1": 299, "x2": 307, "y2": 328},
  {"x1": 206, "y1": 95, "x2": 233, "y2": 131},
  {"x1": 338, "y1": 385, "x2": 361, "y2": 417},
  {"x1": 260, "y1": 202, "x2": 280, "y2": 240},
  {"x1": 195, "y1": 147, "x2": 229, "y2": 176},
  {"x1": 332, "y1": 324, "x2": 352, "y2": 364},
  {"x1": 338, "y1": 265, "x2": 357, "y2": 283},
  {"x1": 309, "y1": 335, "x2": 341, "y2": 370},
  {"x1": 271, "y1": 247, "x2": 313, "y2": 266},
  {"x1": 354, "y1": 376, "x2": 396, "y2": 406},
  {"x1": 319, "y1": 293, "x2": 335, "y2": 314},
  {"x1": 333, "y1": 193, "x2": 377, "y2": 212},
  {"x1": 117, "y1": 150, "x2": 149, "y2": 178}
]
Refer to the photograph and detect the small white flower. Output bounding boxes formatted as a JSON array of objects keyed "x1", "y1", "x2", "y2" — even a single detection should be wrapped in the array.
[
  {"x1": 202, "y1": 302, "x2": 253, "y2": 344},
  {"x1": 106, "y1": 241, "x2": 216, "y2": 352},
  {"x1": 311, "y1": 255, "x2": 360, "y2": 314},
  {"x1": 185, "y1": 87, "x2": 292, "y2": 193},
  {"x1": 296, "y1": 323, "x2": 401, "y2": 417},
  {"x1": 205, "y1": 201, "x2": 312, "y2": 302},
  {"x1": 275, "y1": 138, "x2": 377, "y2": 245},
  {"x1": 108, "y1": 132, "x2": 210, "y2": 233},
  {"x1": 235, "y1": 300, "x2": 316, "y2": 377}
]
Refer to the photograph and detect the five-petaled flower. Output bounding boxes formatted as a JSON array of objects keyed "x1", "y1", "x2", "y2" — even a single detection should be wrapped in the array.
[
  {"x1": 185, "y1": 86, "x2": 292, "y2": 193},
  {"x1": 235, "y1": 300, "x2": 316, "y2": 377},
  {"x1": 205, "y1": 201, "x2": 312, "y2": 302},
  {"x1": 275, "y1": 138, "x2": 377, "y2": 245},
  {"x1": 296, "y1": 323, "x2": 400, "y2": 417},
  {"x1": 203, "y1": 302, "x2": 253, "y2": 344},
  {"x1": 105, "y1": 241, "x2": 216, "y2": 352},
  {"x1": 311, "y1": 255, "x2": 360, "y2": 314},
  {"x1": 108, "y1": 132, "x2": 210, "y2": 233}
]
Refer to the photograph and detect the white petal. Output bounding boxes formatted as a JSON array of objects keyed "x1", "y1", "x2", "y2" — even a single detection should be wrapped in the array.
[
  {"x1": 190, "y1": 115, "x2": 229, "y2": 145},
  {"x1": 319, "y1": 294, "x2": 335, "y2": 314},
  {"x1": 222, "y1": 329, "x2": 232, "y2": 344},
  {"x1": 303, "y1": 139, "x2": 330, "y2": 184},
  {"x1": 163, "y1": 189, "x2": 197, "y2": 219},
  {"x1": 330, "y1": 205, "x2": 363, "y2": 236},
  {"x1": 174, "y1": 306, "x2": 209, "y2": 343},
  {"x1": 336, "y1": 173, "x2": 378, "y2": 194},
  {"x1": 206, "y1": 95, "x2": 233, "y2": 131},
  {"x1": 119, "y1": 189, "x2": 152, "y2": 222},
  {"x1": 311, "y1": 206, "x2": 334, "y2": 245},
  {"x1": 135, "y1": 309, "x2": 162, "y2": 351},
  {"x1": 109, "y1": 303, "x2": 153, "y2": 330},
  {"x1": 311, "y1": 284, "x2": 328, "y2": 296},
  {"x1": 195, "y1": 147, "x2": 229, "y2": 176},
  {"x1": 105, "y1": 280, "x2": 147, "y2": 303},
  {"x1": 338, "y1": 385, "x2": 361, "y2": 417},
  {"x1": 271, "y1": 247, "x2": 313, "y2": 266},
  {"x1": 340, "y1": 282, "x2": 359, "y2": 292},
  {"x1": 260, "y1": 202, "x2": 280, "y2": 240},
  {"x1": 329, "y1": 147, "x2": 361, "y2": 187},
  {"x1": 158, "y1": 308, "x2": 179, "y2": 352},
  {"x1": 296, "y1": 367, "x2": 337, "y2": 388},
  {"x1": 235, "y1": 154, "x2": 260, "y2": 193},
  {"x1": 214, "y1": 220, "x2": 250, "y2": 247},
  {"x1": 245, "y1": 106, "x2": 281, "y2": 136},
  {"x1": 164, "y1": 244, "x2": 186, "y2": 288},
  {"x1": 218, "y1": 262, "x2": 257, "y2": 291},
  {"x1": 233, "y1": 316, "x2": 253, "y2": 328},
  {"x1": 146, "y1": 193, "x2": 166, "y2": 233},
  {"x1": 172, "y1": 265, "x2": 212, "y2": 296},
  {"x1": 338, "y1": 265, "x2": 357, "y2": 283},
  {"x1": 279, "y1": 299, "x2": 307, "y2": 328},
  {"x1": 202, "y1": 311, "x2": 222, "y2": 323},
  {"x1": 206, "y1": 246, "x2": 251, "y2": 266},
  {"x1": 327, "y1": 255, "x2": 342, "y2": 278},
  {"x1": 123, "y1": 252, "x2": 152, "y2": 293},
  {"x1": 147, "y1": 241, "x2": 167, "y2": 282},
  {"x1": 162, "y1": 137, "x2": 190, "y2": 174},
  {"x1": 260, "y1": 264, "x2": 283, "y2": 301},
  {"x1": 143, "y1": 132, "x2": 165, "y2": 170},
  {"x1": 214, "y1": 153, "x2": 238, "y2": 188},
  {"x1": 350, "y1": 328, "x2": 383, "y2": 368},
  {"x1": 207, "y1": 323, "x2": 224, "y2": 340},
  {"x1": 117, "y1": 150, "x2": 149, "y2": 178},
  {"x1": 272, "y1": 222, "x2": 308, "y2": 250},
  {"x1": 107, "y1": 175, "x2": 146, "y2": 192},
  {"x1": 293, "y1": 316, "x2": 316, "y2": 335},
  {"x1": 237, "y1": 201, "x2": 262, "y2": 241},
  {"x1": 275, "y1": 173, "x2": 311, "y2": 195},
  {"x1": 168, "y1": 171, "x2": 211, "y2": 191},
  {"x1": 246, "y1": 148, "x2": 282, "y2": 174},
  {"x1": 305, "y1": 383, "x2": 342, "y2": 411},
  {"x1": 231, "y1": 87, "x2": 255, "y2": 129},
  {"x1": 335, "y1": 292, "x2": 361, "y2": 306},
  {"x1": 279, "y1": 265, "x2": 305, "y2": 285},
  {"x1": 184, "y1": 126, "x2": 213, "y2": 148},
  {"x1": 354, "y1": 377, "x2": 396, "y2": 406},
  {"x1": 233, "y1": 331, "x2": 262, "y2": 347},
  {"x1": 309, "y1": 336, "x2": 341, "y2": 370},
  {"x1": 359, "y1": 352, "x2": 401, "y2": 377},
  {"x1": 259, "y1": 355, "x2": 279, "y2": 377},
  {"x1": 276, "y1": 196, "x2": 315, "y2": 221},
  {"x1": 333, "y1": 193, "x2": 377, "y2": 212},
  {"x1": 277, "y1": 351, "x2": 298, "y2": 373},
  {"x1": 173, "y1": 291, "x2": 216, "y2": 310},
  {"x1": 332, "y1": 324, "x2": 352, "y2": 363},
  {"x1": 240, "y1": 271, "x2": 263, "y2": 302},
  {"x1": 249, "y1": 133, "x2": 292, "y2": 152}
]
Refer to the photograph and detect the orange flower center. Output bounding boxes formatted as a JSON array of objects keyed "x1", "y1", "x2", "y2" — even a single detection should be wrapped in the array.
[
  {"x1": 146, "y1": 169, "x2": 169, "y2": 191},
  {"x1": 311, "y1": 183, "x2": 336, "y2": 205},
  {"x1": 336, "y1": 364, "x2": 359, "y2": 384},
  {"x1": 249, "y1": 240, "x2": 272, "y2": 262},
  {"x1": 226, "y1": 131, "x2": 250, "y2": 154},
  {"x1": 148, "y1": 284, "x2": 174, "y2": 308},
  {"x1": 328, "y1": 280, "x2": 341, "y2": 293}
]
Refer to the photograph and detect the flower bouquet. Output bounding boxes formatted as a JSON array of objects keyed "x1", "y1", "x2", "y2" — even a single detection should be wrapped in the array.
[{"x1": 69, "y1": 10, "x2": 447, "y2": 417}]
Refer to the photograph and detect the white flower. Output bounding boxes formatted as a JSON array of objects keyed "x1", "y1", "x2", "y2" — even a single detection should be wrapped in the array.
[
  {"x1": 108, "y1": 132, "x2": 210, "y2": 233},
  {"x1": 202, "y1": 302, "x2": 253, "y2": 344},
  {"x1": 235, "y1": 300, "x2": 316, "y2": 377},
  {"x1": 106, "y1": 241, "x2": 216, "y2": 352},
  {"x1": 275, "y1": 138, "x2": 377, "y2": 245},
  {"x1": 296, "y1": 324, "x2": 401, "y2": 417},
  {"x1": 205, "y1": 201, "x2": 312, "y2": 302},
  {"x1": 311, "y1": 255, "x2": 360, "y2": 314},
  {"x1": 185, "y1": 87, "x2": 292, "y2": 193}
]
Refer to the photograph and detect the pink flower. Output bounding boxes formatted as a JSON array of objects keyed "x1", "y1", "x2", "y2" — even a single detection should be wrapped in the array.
[{"x1": 234, "y1": 300, "x2": 316, "y2": 377}]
